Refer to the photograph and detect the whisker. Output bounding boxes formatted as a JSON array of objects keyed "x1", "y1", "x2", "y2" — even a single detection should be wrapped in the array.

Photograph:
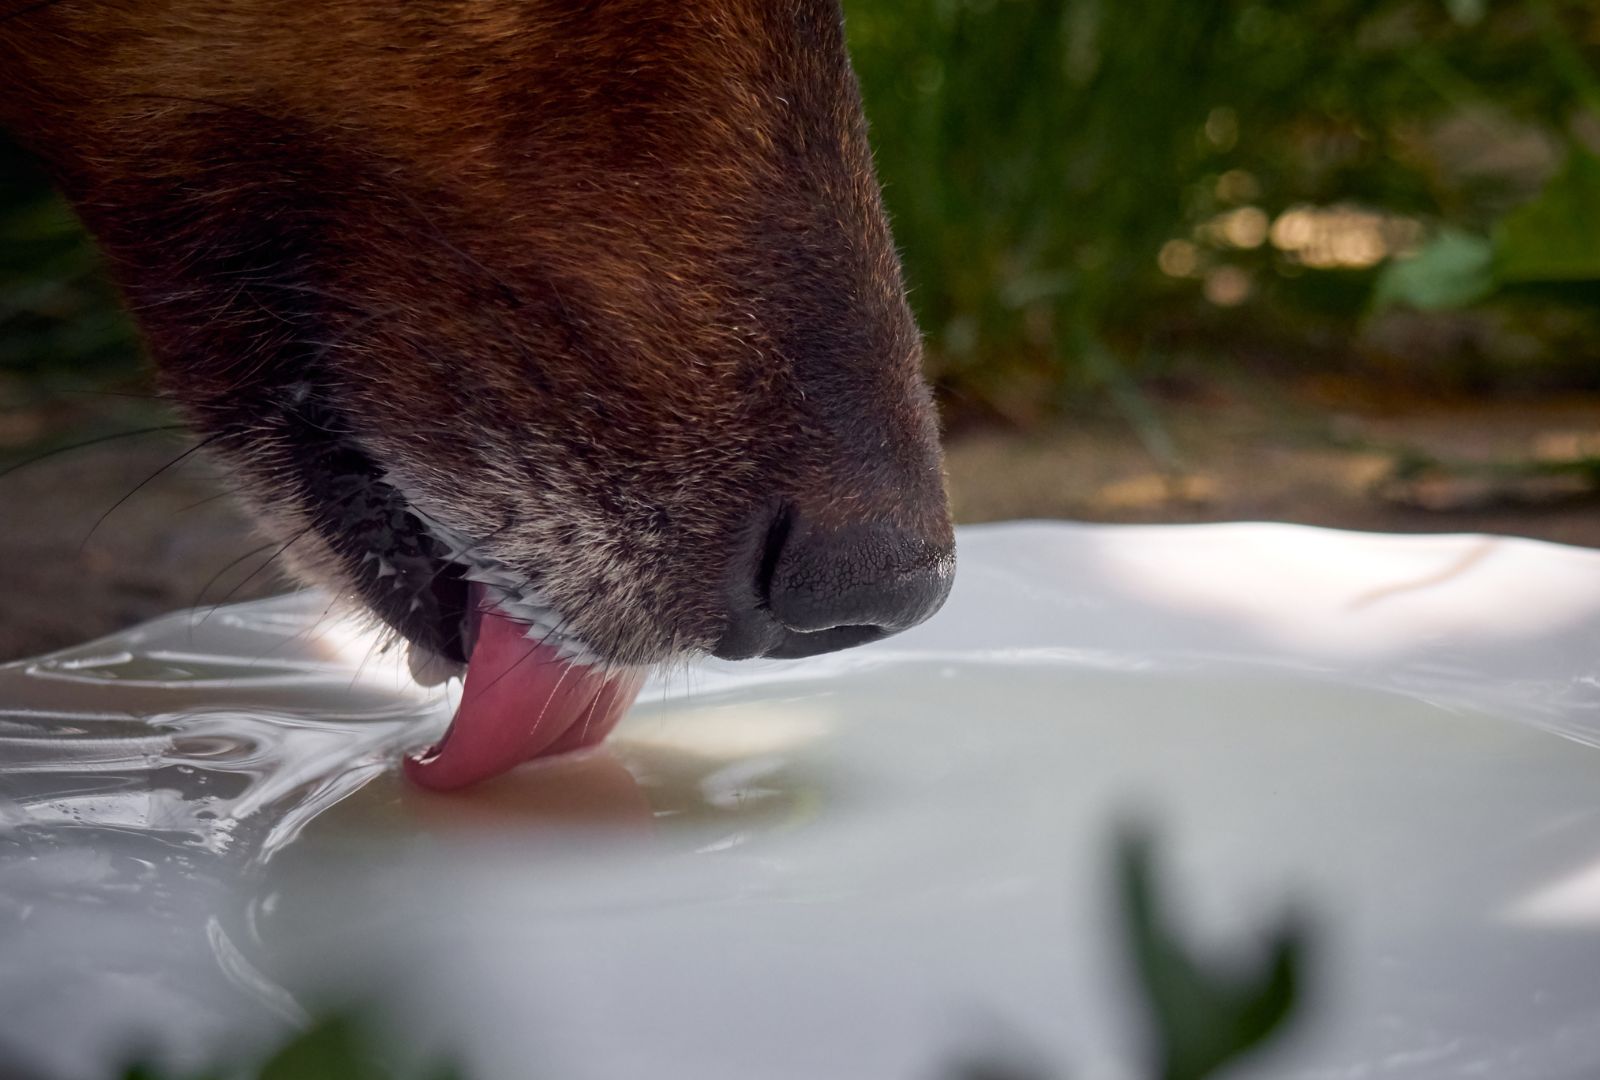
[
  {"x1": 0, "y1": 425, "x2": 189, "y2": 482},
  {"x1": 346, "y1": 625, "x2": 393, "y2": 690},
  {"x1": 175, "y1": 490, "x2": 236, "y2": 515},
  {"x1": 249, "y1": 593, "x2": 344, "y2": 665},
  {"x1": 199, "y1": 524, "x2": 316, "y2": 622},
  {"x1": 193, "y1": 541, "x2": 279, "y2": 610},
  {"x1": 50, "y1": 388, "x2": 165, "y2": 401},
  {"x1": 79, "y1": 432, "x2": 223, "y2": 551}
]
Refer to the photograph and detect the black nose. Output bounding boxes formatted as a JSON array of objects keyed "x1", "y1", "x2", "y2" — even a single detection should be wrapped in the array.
[{"x1": 713, "y1": 506, "x2": 955, "y2": 661}]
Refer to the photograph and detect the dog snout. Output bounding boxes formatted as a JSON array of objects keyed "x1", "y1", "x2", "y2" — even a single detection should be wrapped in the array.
[{"x1": 713, "y1": 503, "x2": 955, "y2": 662}]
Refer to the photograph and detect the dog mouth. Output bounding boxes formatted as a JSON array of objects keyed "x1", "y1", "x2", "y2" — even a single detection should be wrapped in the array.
[
  {"x1": 278, "y1": 394, "x2": 645, "y2": 790},
  {"x1": 403, "y1": 581, "x2": 646, "y2": 792},
  {"x1": 401, "y1": 531, "x2": 647, "y2": 792}
]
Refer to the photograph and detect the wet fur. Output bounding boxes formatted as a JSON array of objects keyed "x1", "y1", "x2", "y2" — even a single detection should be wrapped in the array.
[{"x1": 0, "y1": 0, "x2": 951, "y2": 665}]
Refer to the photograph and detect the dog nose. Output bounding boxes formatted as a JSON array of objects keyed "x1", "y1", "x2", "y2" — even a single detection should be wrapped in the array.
[
  {"x1": 713, "y1": 506, "x2": 955, "y2": 661},
  {"x1": 767, "y1": 516, "x2": 955, "y2": 639}
]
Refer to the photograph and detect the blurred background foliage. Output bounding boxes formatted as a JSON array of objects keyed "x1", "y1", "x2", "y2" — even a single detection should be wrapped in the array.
[
  {"x1": 0, "y1": 137, "x2": 136, "y2": 385},
  {"x1": 844, "y1": 0, "x2": 1600, "y2": 431}
]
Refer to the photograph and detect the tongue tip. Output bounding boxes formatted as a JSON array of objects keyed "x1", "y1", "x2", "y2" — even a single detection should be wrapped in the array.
[
  {"x1": 403, "y1": 669, "x2": 645, "y2": 792},
  {"x1": 402, "y1": 747, "x2": 479, "y2": 792},
  {"x1": 401, "y1": 750, "x2": 453, "y2": 791}
]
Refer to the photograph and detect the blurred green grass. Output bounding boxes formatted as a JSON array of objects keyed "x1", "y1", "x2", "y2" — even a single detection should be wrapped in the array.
[
  {"x1": 5, "y1": 0, "x2": 1600, "y2": 441},
  {"x1": 0, "y1": 138, "x2": 138, "y2": 383},
  {"x1": 844, "y1": 0, "x2": 1600, "y2": 423}
]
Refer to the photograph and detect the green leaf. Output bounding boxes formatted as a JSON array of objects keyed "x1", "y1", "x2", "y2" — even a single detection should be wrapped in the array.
[
  {"x1": 1118, "y1": 827, "x2": 1306, "y2": 1080},
  {"x1": 117, "y1": 1013, "x2": 466, "y2": 1080},
  {"x1": 1371, "y1": 229, "x2": 1495, "y2": 312},
  {"x1": 257, "y1": 1013, "x2": 389, "y2": 1080},
  {"x1": 119, "y1": 1064, "x2": 221, "y2": 1080},
  {"x1": 1495, "y1": 149, "x2": 1600, "y2": 284}
]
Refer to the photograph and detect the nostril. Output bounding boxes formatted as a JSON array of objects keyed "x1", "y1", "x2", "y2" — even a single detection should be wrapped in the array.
[
  {"x1": 755, "y1": 502, "x2": 794, "y2": 607},
  {"x1": 711, "y1": 500, "x2": 793, "y2": 661}
]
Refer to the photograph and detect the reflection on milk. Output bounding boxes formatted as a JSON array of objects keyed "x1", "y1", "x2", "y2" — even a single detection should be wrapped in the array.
[{"x1": 4, "y1": 524, "x2": 1600, "y2": 1080}]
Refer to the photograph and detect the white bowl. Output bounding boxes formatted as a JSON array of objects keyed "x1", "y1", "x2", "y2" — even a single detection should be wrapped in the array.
[{"x1": 4, "y1": 522, "x2": 1600, "y2": 1080}]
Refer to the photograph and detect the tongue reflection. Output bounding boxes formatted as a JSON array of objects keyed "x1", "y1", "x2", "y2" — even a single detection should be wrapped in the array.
[{"x1": 404, "y1": 596, "x2": 644, "y2": 792}]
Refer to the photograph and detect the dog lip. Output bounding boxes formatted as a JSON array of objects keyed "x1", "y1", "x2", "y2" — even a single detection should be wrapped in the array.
[
  {"x1": 266, "y1": 392, "x2": 582, "y2": 672},
  {"x1": 419, "y1": 518, "x2": 598, "y2": 665},
  {"x1": 709, "y1": 604, "x2": 786, "y2": 660},
  {"x1": 275, "y1": 395, "x2": 584, "y2": 671},
  {"x1": 276, "y1": 395, "x2": 471, "y2": 664},
  {"x1": 710, "y1": 616, "x2": 892, "y2": 661},
  {"x1": 763, "y1": 624, "x2": 891, "y2": 659}
]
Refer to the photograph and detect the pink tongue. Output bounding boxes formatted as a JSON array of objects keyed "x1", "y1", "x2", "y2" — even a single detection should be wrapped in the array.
[{"x1": 404, "y1": 593, "x2": 644, "y2": 792}]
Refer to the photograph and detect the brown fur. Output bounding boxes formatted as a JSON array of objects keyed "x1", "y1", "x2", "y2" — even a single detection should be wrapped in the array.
[{"x1": 0, "y1": 0, "x2": 952, "y2": 666}]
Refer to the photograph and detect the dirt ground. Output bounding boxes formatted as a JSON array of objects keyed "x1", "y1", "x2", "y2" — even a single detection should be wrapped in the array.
[
  {"x1": 946, "y1": 387, "x2": 1600, "y2": 544},
  {"x1": 6, "y1": 384, "x2": 1600, "y2": 663}
]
